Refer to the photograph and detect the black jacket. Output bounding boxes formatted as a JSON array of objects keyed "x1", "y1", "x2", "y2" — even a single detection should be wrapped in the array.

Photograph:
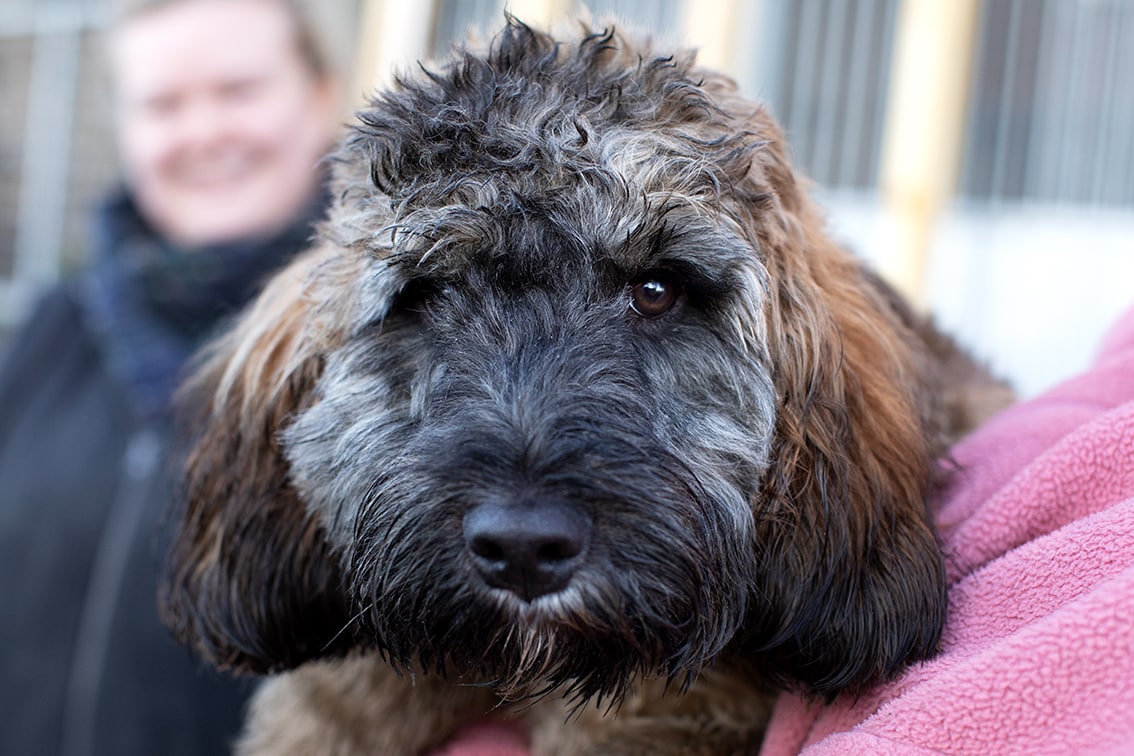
[{"x1": 0, "y1": 190, "x2": 322, "y2": 755}]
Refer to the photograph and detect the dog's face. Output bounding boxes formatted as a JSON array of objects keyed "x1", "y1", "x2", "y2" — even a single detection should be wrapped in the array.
[{"x1": 163, "y1": 21, "x2": 946, "y2": 703}]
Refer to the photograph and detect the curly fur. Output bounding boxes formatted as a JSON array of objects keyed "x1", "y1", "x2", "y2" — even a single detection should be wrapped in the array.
[{"x1": 161, "y1": 18, "x2": 1011, "y2": 754}]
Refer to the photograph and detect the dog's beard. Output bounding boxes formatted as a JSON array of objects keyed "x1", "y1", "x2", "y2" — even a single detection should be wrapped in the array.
[
  {"x1": 284, "y1": 282, "x2": 773, "y2": 703},
  {"x1": 353, "y1": 548, "x2": 754, "y2": 704},
  {"x1": 338, "y1": 450, "x2": 758, "y2": 704}
]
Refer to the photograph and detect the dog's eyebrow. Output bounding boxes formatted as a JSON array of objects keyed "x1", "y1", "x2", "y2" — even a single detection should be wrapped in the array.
[
  {"x1": 619, "y1": 219, "x2": 752, "y2": 293},
  {"x1": 641, "y1": 257, "x2": 739, "y2": 305}
]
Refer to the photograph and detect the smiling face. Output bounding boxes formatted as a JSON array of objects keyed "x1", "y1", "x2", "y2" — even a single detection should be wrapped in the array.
[{"x1": 110, "y1": 0, "x2": 338, "y2": 246}]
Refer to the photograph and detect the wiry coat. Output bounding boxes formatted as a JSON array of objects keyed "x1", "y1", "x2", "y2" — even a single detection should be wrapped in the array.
[{"x1": 161, "y1": 20, "x2": 1010, "y2": 755}]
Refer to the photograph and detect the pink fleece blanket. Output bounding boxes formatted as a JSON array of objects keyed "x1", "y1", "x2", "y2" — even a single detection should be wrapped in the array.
[
  {"x1": 436, "y1": 305, "x2": 1134, "y2": 755},
  {"x1": 761, "y1": 304, "x2": 1134, "y2": 755}
]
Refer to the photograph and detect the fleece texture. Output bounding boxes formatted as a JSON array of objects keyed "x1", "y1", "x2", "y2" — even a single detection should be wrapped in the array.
[
  {"x1": 435, "y1": 305, "x2": 1134, "y2": 755},
  {"x1": 760, "y1": 303, "x2": 1134, "y2": 756},
  {"x1": 431, "y1": 721, "x2": 530, "y2": 756}
]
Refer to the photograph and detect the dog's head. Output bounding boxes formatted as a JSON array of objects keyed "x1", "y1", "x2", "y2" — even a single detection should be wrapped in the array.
[{"x1": 162, "y1": 19, "x2": 946, "y2": 702}]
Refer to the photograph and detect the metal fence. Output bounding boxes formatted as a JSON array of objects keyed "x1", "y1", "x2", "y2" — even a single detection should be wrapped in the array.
[
  {"x1": 393, "y1": 0, "x2": 1134, "y2": 207},
  {"x1": 431, "y1": 0, "x2": 682, "y2": 57},
  {"x1": 1, "y1": 0, "x2": 1131, "y2": 334},
  {"x1": 0, "y1": 2, "x2": 113, "y2": 326},
  {"x1": 749, "y1": 0, "x2": 901, "y2": 191},
  {"x1": 962, "y1": 0, "x2": 1134, "y2": 207}
]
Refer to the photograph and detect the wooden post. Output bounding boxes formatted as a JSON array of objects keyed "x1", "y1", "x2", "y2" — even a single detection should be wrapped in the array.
[
  {"x1": 679, "y1": 0, "x2": 742, "y2": 74},
  {"x1": 878, "y1": 0, "x2": 980, "y2": 306},
  {"x1": 505, "y1": 0, "x2": 576, "y2": 30},
  {"x1": 350, "y1": 0, "x2": 435, "y2": 104}
]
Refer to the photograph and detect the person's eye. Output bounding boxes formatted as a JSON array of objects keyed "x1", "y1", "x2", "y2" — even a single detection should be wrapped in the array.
[
  {"x1": 220, "y1": 78, "x2": 265, "y2": 103},
  {"x1": 140, "y1": 94, "x2": 180, "y2": 118}
]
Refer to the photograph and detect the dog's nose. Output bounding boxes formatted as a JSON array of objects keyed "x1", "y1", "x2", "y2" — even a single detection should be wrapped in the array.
[{"x1": 463, "y1": 499, "x2": 591, "y2": 602}]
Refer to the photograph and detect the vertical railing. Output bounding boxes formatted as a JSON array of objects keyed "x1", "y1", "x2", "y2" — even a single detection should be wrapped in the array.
[
  {"x1": 4, "y1": 0, "x2": 1129, "y2": 331},
  {"x1": 0, "y1": 3, "x2": 101, "y2": 326},
  {"x1": 965, "y1": 0, "x2": 1134, "y2": 208}
]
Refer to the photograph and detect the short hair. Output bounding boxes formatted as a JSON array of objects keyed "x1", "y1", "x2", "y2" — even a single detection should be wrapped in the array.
[{"x1": 109, "y1": 0, "x2": 337, "y2": 79}]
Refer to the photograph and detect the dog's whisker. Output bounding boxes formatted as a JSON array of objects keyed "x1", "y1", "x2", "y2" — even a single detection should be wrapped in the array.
[{"x1": 320, "y1": 603, "x2": 374, "y2": 654}]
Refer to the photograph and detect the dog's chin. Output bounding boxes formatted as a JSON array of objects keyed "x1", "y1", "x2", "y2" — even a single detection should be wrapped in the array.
[{"x1": 366, "y1": 578, "x2": 735, "y2": 705}]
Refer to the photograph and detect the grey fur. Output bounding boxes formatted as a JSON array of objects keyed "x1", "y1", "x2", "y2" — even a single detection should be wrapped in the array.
[
  {"x1": 163, "y1": 23, "x2": 1011, "y2": 749},
  {"x1": 283, "y1": 24, "x2": 780, "y2": 702}
]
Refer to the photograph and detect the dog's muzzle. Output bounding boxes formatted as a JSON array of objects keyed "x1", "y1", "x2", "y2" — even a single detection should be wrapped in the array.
[{"x1": 463, "y1": 496, "x2": 592, "y2": 602}]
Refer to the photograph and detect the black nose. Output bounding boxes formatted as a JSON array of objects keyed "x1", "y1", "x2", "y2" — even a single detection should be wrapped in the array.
[{"x1": 463, "y1": 498, "x2": 591, "y2": 602}]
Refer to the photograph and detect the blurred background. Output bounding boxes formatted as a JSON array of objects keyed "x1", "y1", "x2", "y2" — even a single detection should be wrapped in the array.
[{"x1": 1, "y1": 0, "x2": 1131, "y2": 397}]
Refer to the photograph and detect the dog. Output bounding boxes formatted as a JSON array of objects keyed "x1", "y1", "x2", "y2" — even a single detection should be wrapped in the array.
[{"x1": 160, "y1": 18, "x2": 1011, "y2": 755}]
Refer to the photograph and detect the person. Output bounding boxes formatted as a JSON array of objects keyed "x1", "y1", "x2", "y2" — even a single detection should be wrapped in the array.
[{"x1": 0, "y1": 0, "x2": 343, "y2": 752}]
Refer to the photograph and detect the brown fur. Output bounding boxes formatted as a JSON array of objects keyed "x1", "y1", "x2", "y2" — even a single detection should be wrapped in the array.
[
  {"x1": 239, "y1": 657, "x2": 771, "y2": 755},
  {"x1": 160, "y1": 19, "x2": 1011, "y2": 755}
]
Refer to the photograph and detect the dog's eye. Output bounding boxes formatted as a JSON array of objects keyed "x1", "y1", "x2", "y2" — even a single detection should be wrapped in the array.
[
  {"x1": 629, "y1": 276, "x2": 678, "y2": 318},
  {"x1": 389, "y1": 279, "x2": 439, "y2": 318}
]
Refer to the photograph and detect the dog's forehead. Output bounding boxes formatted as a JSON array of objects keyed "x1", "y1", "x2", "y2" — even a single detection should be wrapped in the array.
[
  {"x1": 381, "y1": 134, "x2": 758, "y2": 284},
  {"x1": 329, "y1": 24, "x2": 773, "y2": 281},
  {"x1": 380, "y1": 186, "x2": 761, "y2": 302}
]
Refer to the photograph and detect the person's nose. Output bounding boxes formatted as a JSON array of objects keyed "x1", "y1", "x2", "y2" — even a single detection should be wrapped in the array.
[{"x1": 174, "y1": 97, "x2": 231, "y2": 154}]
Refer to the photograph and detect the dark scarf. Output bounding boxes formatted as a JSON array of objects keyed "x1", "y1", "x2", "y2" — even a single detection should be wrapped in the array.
[{"x1": 75, "y1": 188, "x2": 325, "y2": 421}]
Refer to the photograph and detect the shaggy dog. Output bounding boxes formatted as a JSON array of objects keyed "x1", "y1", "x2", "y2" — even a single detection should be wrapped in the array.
[{"x1": 161, "y1": 19, "x2": 1010, "y2": 755}]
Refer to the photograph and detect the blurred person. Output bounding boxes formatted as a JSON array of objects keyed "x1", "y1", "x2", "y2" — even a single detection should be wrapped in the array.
[{"x1": 0, "y1": 0, "x2": 342, "y2": 753}]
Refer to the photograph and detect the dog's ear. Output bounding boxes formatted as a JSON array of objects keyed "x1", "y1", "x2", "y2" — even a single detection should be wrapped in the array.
[
  {"x1": 160, "y1": 247, "x2": 357, "y2": 675},
  {"x1": 739, "y1": 126, "x2": 947, "y2": 695}
]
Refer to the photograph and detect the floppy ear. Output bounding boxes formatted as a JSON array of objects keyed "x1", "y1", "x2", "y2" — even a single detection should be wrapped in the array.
[
  {"x1": 739, "y1": 122, "x2": 947, "y2": 696},
  {"x1": 160, "y1": 247, "x2": 357, "y2": 675}
]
